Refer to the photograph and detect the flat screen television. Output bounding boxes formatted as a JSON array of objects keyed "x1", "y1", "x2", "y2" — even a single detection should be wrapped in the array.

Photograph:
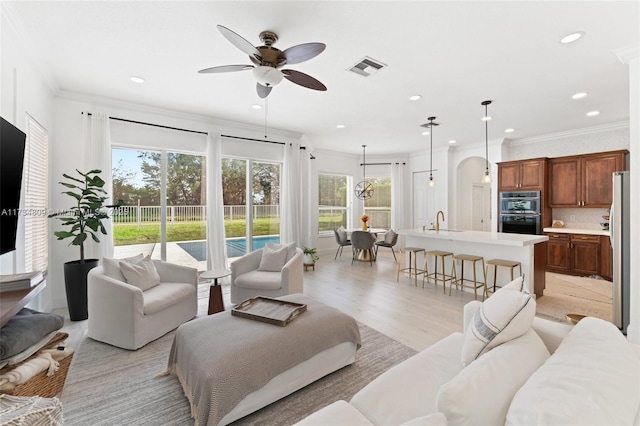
[{"x1": 1, "y1": 116, "x2": 27, "y2": 256}]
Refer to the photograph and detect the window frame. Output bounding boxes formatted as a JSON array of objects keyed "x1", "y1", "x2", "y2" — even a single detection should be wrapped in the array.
[{"x1": 318, "y1": 172, "x2": 352, "y2": 236}]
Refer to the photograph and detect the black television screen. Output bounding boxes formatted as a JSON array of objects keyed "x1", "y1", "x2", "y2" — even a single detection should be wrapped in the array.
[{"x1": 0, "y1": 117, "x2": 27, "y2": 256}]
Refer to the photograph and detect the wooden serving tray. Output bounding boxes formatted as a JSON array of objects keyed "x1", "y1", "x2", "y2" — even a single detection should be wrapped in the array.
[{"x1": 231, "y1": 297, "x2": 307, "y2": 326}]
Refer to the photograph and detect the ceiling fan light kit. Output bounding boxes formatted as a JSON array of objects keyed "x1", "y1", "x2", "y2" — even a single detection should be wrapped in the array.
[{"x1": 199, "y1": 25, "x2": 327, "y2": 99}]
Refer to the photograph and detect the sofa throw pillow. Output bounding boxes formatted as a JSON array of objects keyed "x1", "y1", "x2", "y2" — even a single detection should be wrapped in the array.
[
  {"x1": 119, "y1": 255, "x2": 161, "y2": 291},
  {"x1": 337, "y1": 226, "x2": 348, "y2": 242},
  {"x1": 438, "y1": 329, "x2": 550, "y2": 425},
  {"x1": 461, "y1": 276, "x2": 535, "y2": 366},
  {"x1": 265, "y1": 242, "x2": 297, "y2": 264},
  {"x1": 384, "y1": 229, "x2": 397, "y2": 244},
  {"x1": 257, "y1": 244, "x2": 288, "y2": 272},
  {"x1": 102, "y1": 253, "x2": 144, "y2": 282}
]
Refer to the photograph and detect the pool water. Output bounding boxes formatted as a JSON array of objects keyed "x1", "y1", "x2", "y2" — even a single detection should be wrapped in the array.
[{"x1": 177, "y1": 235, "x2": 281, "y2": 261}]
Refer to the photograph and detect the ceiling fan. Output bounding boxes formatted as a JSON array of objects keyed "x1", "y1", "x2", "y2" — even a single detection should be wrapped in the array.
[{"x1": 198, "y1": 25, "x2": 327, "y2": 98}]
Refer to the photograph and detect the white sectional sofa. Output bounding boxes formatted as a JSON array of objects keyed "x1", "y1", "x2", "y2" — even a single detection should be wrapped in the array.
[{"x1": 296, "y1": 281, "x2": 640, "y2": 426}]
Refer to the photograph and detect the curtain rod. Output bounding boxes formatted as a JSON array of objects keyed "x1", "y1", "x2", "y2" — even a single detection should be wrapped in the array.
[
  {"x1": 360, "y1": 162, "x2": 406, "y2": 166},
  {"x1": 82, "y1": 112, "x2": 208, "y2": 135},
  {"x1": 221, "y1": 134, "x2": 306, "y2": 150},
  {"x1": 81, "y1": 114, "x2": 307, "y2": 150}
]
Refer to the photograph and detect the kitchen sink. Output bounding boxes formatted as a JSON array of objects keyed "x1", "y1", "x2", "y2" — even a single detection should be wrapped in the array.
[{"x1": 425, "y1": 228, "x2": 463, "y2": 232}]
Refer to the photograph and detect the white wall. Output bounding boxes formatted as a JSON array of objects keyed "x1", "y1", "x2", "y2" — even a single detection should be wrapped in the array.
[
  {"x1": 409, "y1": 147, "x2": 449, "y2": 228},
  {"x1": 448, "y1": 140, "x2": 502, "y2": 231},
  {"x1": 1, "y1": 6, "x2": 55, "y2": 311}
]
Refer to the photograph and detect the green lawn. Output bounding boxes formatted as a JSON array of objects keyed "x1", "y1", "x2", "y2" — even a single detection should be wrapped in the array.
[
  {"x1": 113, "y1": 215, "x2": 344, "y2": 245},
  {"x1": 114, "y1": 219, "x2": 279, "y2": 246}
]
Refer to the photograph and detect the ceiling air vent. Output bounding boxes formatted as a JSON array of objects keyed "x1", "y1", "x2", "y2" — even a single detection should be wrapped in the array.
[{"x1": 348, "y1": 56, "x2": 386, "y2": 77}]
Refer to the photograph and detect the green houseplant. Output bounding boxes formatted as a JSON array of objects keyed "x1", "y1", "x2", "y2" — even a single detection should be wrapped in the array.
[
  {"x1": 302, "y1": 247, "x2": 319, "y2": 264},
  {"x1": 49, "y1": 169, "x2": 118, "y2": 321}
]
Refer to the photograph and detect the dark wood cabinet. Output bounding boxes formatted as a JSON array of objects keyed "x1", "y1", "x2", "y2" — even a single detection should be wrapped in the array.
[
  {"x1": 546, "y1": 233, "x2": 571, "y2": 273},
  {"x1": 570, "y1": 234, "x2": 600, "y2": 276},
  {"x1": 498, "y1": 158, "x2": 546, "y2": 191},
  {"x1": 549, "y1": 150, "x2": 627, "y2": 208},
  {"x1": 545, "y1": 232, "x2": 609, "y2": 279}
]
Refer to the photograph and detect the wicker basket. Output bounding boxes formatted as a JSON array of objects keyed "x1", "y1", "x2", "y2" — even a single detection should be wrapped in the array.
[{"x1": 0, "y1": 332, "x2": 73, "y2": 398}]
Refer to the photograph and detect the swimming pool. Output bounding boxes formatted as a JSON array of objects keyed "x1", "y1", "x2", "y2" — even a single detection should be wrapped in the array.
[{"x1": 177, "y1": 235, "x2": 281, "y2": 261}]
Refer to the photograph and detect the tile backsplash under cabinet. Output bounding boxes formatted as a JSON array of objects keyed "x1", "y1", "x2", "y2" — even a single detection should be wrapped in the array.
[{"x1": 552, "y1": 208, "x2": 610, "y2": 230}]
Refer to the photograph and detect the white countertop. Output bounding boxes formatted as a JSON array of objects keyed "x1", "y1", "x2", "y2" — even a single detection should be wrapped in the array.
[
  {"x1": 398, "y1": 228, "x2": 548, "y2": 247},
  {"x1": 543, "y1": 227, "x2": 610, "y2": 236}
]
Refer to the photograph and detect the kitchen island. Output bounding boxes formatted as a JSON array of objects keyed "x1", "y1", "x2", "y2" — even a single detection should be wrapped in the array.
[{"x1": 398, "y1": 229, "x2": 548, "y2": 297}]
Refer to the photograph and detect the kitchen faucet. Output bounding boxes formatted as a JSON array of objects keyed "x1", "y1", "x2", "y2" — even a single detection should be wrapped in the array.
[{"x1": 435, "y1": 210, "x2": 445, "y2": 231}]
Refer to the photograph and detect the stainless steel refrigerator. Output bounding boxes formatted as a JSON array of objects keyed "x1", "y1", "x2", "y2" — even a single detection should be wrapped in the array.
[{"x1": 611, "y1": 171, "x2": 630, "y2": 334}]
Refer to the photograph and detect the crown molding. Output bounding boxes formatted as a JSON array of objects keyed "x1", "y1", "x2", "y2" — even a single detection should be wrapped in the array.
[
  {"x1": 1, "y1": 2, "x2": 60, "y2": 94},
  {"x1": 614, "y1": 44, "x2": 640, "y2": 64},
  {"x1": 507, "y1": 121, "x2": 629, "y2": 146},
  {"x1": 55, "y1": 90, "x2": 303, "y2": 140}
]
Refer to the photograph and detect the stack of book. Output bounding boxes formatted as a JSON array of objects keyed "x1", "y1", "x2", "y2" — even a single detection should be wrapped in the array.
[{"x1": 0, "y1": 272, "x2": 44, "y2": 292}]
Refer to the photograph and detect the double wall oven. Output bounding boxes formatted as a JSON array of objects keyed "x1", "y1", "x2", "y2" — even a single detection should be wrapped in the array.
[{"x1": 499, "y1": 191, "x2": 541, "y2": 235}]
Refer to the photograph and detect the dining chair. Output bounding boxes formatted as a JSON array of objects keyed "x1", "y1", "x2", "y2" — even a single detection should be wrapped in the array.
[
  {"x1": 333, "y1": 227, "x2": 352, "y2": 259},
  {"x1": 351, "y1": 230, "x2": 376, "y2": 266},
  {"x1": 374, "y1": 229, "x2": 399, "y2": 262}
]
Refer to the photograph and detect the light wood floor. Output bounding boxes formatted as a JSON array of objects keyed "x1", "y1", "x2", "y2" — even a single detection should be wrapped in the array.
[{"x1": 57, "y1": 250, "x2": 613, "y2": 353}]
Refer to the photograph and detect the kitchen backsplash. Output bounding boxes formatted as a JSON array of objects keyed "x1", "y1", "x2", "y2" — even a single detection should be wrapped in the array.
[{"x1": 552, "y1": 208, "x2": 610, "y2": 230}]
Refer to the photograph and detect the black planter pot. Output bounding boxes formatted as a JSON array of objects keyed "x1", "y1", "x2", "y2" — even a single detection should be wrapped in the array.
[{"x1": 63, "y1": 259, "x2": 98, "y2": 321}]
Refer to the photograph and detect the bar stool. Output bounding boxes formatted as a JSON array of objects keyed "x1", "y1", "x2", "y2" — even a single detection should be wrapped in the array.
[
  {"x1": 485, "y1": 259, "x2": 522, "y2": 296},
  {"x1": 397, "y1": 247, "x2": 426, "y2": 286},
  {"x1": 451, "y1": 254, "x2": 487, "y2": 300},
  {"x1": 423, "y1": 250, "x2": 456, "y2": 294}
]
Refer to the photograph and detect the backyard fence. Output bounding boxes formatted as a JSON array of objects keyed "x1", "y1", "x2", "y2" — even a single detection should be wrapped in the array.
[{"x1": 113, "y1": 204, "x2": 280, "y2": 227}]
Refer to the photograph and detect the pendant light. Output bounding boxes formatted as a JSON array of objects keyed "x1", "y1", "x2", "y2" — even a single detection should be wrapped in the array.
[
  {"x1": 355, "y1": 145, "x2": 374, "y2": 200},
  {"x1": 481, "y1": 100, "x2": 492, "y2": 183},
  {"x1": 424, "y1": 117, "x2": 439, "y2": 187}
]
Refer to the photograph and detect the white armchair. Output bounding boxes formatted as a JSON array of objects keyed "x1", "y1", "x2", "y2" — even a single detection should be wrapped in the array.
[
  {"x1": 230, "y1": 247, "x2": 304, "y2": 305},
  {"x1": 87, "y1": 260, "x2": 198, "y2": 350}
]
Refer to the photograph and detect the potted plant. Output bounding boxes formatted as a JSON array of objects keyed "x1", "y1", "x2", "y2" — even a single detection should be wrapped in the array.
[
  {"x1": 49, "y1": 169, "x2": 119, "y2": 321},
  {"x1": 302, "y1": 247, "x2": 319, "y2": 264}
]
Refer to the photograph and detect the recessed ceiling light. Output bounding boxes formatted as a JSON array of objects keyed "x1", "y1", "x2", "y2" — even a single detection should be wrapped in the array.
[
  {"x1": 505, "y1": 128, "x2": 515, "y2": 133},
  {"x1": 252, "y1": 104, "x2": 262, "y2": 109},
  {"x1": 560, "y1": 32, "x2": 584, "y2": 44},
  {"x1": 409, "y1": 95, "x2": 422, "y2": 101},
  {"x1": 572, "y1": 92, "x2": 588, "y2": 99},
  {"x1": 586, "y1": 111, "x2": 600, "y2": 117},
  {"x1": 449, "y1": 140, "x2": 456, "y2": 144},
  {"x1": 336, "y1": 124, "x2": 346, "y2": 128},
  {"x1": 481, "y1": 116, "x2": 492, "y2": 122},
  {"x1": 130, "y1": 76, "x2": 145, "y2": 84},
  {"x1": 422, "y1": 131, "x2": 430, "y2": 136}
]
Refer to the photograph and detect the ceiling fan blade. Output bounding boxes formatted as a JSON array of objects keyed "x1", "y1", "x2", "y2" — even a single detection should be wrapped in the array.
[
  {"x1": 281, "y1": 42, "x2": 326, "y2": 65},
  {"x1": 257, "y1": 83, "x2": 273, "y2": 98},
  {"x1": 282, "y1": 69, "x2": 327, "y2": 91},
  {"x1": 198, "y1": 64, "x2": 254, "y2": 74},
  {"x1": 217, "y1": 25, "x2": 261, "y2": 59}
]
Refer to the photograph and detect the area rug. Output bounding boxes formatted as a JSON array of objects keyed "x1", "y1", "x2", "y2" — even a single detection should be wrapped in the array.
[{"x1": 60, "y1": 323, "x2": 417, "y2": 425}]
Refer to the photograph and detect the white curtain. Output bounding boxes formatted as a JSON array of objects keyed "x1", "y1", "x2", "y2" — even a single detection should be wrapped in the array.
[
  {"x1": 206, "y1": 134, "x2": 228, "y2": 271},
  {"x1": 391, "y1": 162, "x2": 405, "y2": 231},
  {"x1": 280, "y1": 142, "x2": 303, "y2": 245},
  {"x1": 84, "y1": 112, "x2": 113, "y2": 259}
]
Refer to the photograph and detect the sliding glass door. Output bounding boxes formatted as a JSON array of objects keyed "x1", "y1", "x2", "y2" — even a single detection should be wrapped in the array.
[
  {"x1": 222, "y1": 157, "x2": 281, "y2": 259},
  {"x1": 111, "y1": 148, "x2": 206, "y2": 269}
]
